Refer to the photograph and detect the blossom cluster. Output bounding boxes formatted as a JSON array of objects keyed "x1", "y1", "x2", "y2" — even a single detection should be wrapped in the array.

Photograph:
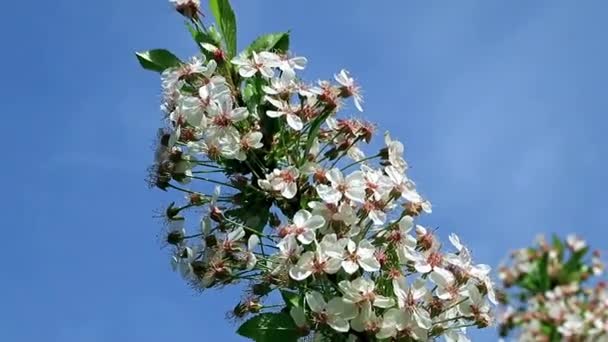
[
  {"x1": 139, "y1": 1, "x2": 497, "y2": 340},
  {"x1": 498, "y1": 235, "x2": 607, "y2": 341}
]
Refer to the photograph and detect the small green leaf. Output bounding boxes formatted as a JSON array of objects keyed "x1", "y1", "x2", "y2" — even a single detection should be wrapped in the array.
[
  {"x1": 552, "y1": 234, "x2": 565, "y2": 261},
  {"x1": 224, "y1": 199, "x2": 271, "y2": 235},
  {"x1": 280, "y1": 290, "x2": 300, "y2": 308},
  {"x1": 237, "y1": 312, "x2": 299, "y2": 342},
  {"x1": 244, "y1": 32, "x2": 290, "y2": 56},
  {"x1": 185, "y1": 22, "x2": 215, "y2": 46},
  {"x1": 561, "y1": 247, "x2": 589, "y2": 283},
  {"x1": 209, "y1": 0, "x2": 237, "y2": 57},
  {"x1": 537, "y1": 254, "x2": 550, "y2": 291},
  {"x1": 302, "y1": 110, "x2": 331, "y2": 164},
  {"x1": 135, "y1": 49, "x2": 182, "y2": 72}
]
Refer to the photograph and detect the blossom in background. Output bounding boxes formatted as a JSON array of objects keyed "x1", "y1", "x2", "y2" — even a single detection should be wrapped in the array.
[{"x1": 498, "y1": 235, "x2": 606, "y2": 341}]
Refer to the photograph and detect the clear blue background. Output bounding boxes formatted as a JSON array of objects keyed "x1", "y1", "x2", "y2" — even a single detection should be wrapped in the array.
[{"x1": 2, "y1": 1, "x2": 607, "y2": 341}]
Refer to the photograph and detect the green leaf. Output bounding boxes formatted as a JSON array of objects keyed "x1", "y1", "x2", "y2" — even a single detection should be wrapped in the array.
[
  {"x1": 209, "y1": 0, "x2": 237, "y2": 57},
  {"x1": 244, "y1": 32, "x2": 290, "y2": 56},
  {"x1": 185, "y1": 22, "x2": 215, "y2": 46},
  {"x1": 560, "y1": 247, "x2": 589, "y2": 283},
  {"x1": 537, "y1": 254, "x2": 550, "y2": 291},
  {"x1": 237, "y1": 312, "x2": 299, "y2": 342},
  {"x1": 552, "y1": 234, "x2": 565, "y2": 261},
  {"x1": 224, "y1": 198, "x2": 271, "y2": 235},
  {"x1": 135, "y1": 49, "x2": 182, "y2": 72},
  {"x1": 280, "y1": 290, "x2": 300, "y2": 308},
  {"x1": 302, "y1": 110, "x2": 331, "y2": 165}
]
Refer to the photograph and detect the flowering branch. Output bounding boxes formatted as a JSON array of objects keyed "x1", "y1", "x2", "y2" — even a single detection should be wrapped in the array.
[
  {"x1": 136, "y1": 0, "x2": 497, "y2": 341},
  {"x1": 498, "y1": 234, "x2": 606, "y2": 341}
]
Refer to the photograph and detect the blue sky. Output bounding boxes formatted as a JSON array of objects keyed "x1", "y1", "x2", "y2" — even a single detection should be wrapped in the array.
[{"x1": 2, "y1": 1, "x2": 607, "y2": 341}]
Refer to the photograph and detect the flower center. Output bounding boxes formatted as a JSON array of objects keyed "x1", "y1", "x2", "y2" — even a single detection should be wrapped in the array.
[
  {"x1": 427, "y1": 252, "x2": 443, "y2": 268},
  {"x1": 280, "y1": 171, "x2": 295, "y2": 183},
  {"x1": 213, "y1": 114, "x2": 231, "y2": 127}
]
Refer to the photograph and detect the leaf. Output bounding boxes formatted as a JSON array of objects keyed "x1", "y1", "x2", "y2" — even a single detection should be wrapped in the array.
[
  {"x1": 237, "y1": 312, "x2": 299, "y2": 342},
  {"x1": 135, "y1": 49, "x2": 182, "y2": 72},
  {"x1": 302, "y1": 110, "x2": 331, "y2": 164},
  {"x1": 280, "y1": 290, "x2": 300, "y2": 308},
  {"x1": 552, "y1": 234, "x2": 565, "y2": 261},
  {"x1": 537, "y1": 253, "x2": 550, "y2": 291},
  {"x1": 224, "y1": 199, "x2": 271, "y2": 235},
  {"x1": 244, "y1": 32, "x2": 290, "y2": 56},
  {"x1": 561, "y1": 247, "x2": 589, "y2": 283},
  {"x1": 185, "y1": 22, "x2": 215, "y2": 46},
  {"x1": 209, "y1": 0, "x2": 237, "y2": 57}
]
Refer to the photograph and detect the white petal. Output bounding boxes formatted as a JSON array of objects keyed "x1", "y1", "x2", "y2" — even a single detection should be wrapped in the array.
[
  {"x1": 305, "y1": 215, "x2": 326, "y2": 230},
  {"x1": 297, "y1": 230, "x2": 315, "y2": 245},
  {"x1": 266, "y1": 110, "x2": 284, "y2": 118},
  {"x1": 294, "y1": 210, "x2": 312, "y2": 227},
  {"x1": 227, "y1": 227, "x2": 245, "y2": 242},
  {"x1": 289, "y1": 265, "x2": 311, "y2": 281},
  {"x1": 281, "y1": 182, "x2": 297, "y2": 199},
  {"x1": 430, "y1": 268, "x2": 455, "y2": 287},
  {"x1": 359, "y1": 256, "x2": 381, "y2": 272},
  {"x1": 230, "y1": 107, "x2": 249, "y2": 121},
  {"x1": 305, "y1": 291, "x2": 326, "y2": 313},
  {"x1": 260, "y1": 66, "x2": 275, "y2": 78},
  {"x1": 316, "y1": 184, "x2": 342, "y2": 204},
  {"x1": 345, "y1": 187, "x2": 366, "y2": 203},
  {"x1": 373, "y1": 296, "x2": 395, "y2": 308},
  {"x1": 328, "y1": 317, "x2": 350, "y2": 332},
  {"x1": 248, "y1": 234, "x2": 260, "y2": 251},
  {"x1": 415, "y1": 261, "x2": 432, "y2": 274},
  {"x1": 326, "y1": 168, "x2": 344, "y2": 184},
  {"x1": 399, "y1": 215, "x2": 414, "y2": 232},
  {"x1": 449, "y1": 233, "x2": 463, "y2": 251},
  {"x1": 238, "y1": 65, "x2": 257, "y2": 78},
  {"x1": 324, "y1": 258, "x2": 342, "y2": 274},
  {"x1": 286, "y1": 113, "x2": 303, "y2": 131},
  {"x1": 342, "y1": 260, "x2": 359, "y2": 274}
]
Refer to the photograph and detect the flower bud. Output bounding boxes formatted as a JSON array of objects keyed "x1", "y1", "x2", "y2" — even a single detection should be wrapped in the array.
[
  {"x1": 171, "y1": 0, "x2": 201, "y2": 20},
  {"x1": 167, "y1": 229, "x2": 185, "y2": 245}
]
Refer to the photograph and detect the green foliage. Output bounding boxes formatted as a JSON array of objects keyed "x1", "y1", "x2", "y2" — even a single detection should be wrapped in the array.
[
  {"x1": 244, "y1": 32, "x2": 290, "y2": 56},
  {"x1": 280, "y1": 290, "x2": 301, "y2": 308},
  {"x1": 302, "y1": 110, "x2": 332, "y2": 164},
  {"x1": 237, "y1": 312, "x2": 300, "y2": 342},
  {"x1": 224, "y1": 199, "x2": 271, "y2": 235},
  {"x1": 135, "y1": 49, "x2": 181, "y2": 72},
  {"x1": 209, "y1": 0, "x2": 237, "y2": 57},
  {"x1": 185, "y1": 22, "x2": 216, "y2": 47}
]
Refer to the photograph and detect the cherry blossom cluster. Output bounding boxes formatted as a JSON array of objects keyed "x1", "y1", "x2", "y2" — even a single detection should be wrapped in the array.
[
  {"x1": 139, "y1": 1, "x2": 497, "y2": 340},
  {"x1": 498, "y1": 235, "x2": 607, "y2": 341}
]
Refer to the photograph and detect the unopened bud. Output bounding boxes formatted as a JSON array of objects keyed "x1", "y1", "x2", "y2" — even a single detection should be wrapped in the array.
[
  {"x1": 167, "y1": 230, "x2": 185, "y2": 245},
  {"x1": 171, "y1": 0, "x2": 201, "y2": 20}
]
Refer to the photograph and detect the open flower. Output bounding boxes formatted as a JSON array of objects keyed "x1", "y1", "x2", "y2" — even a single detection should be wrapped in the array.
[
  {"x1": 263, "y1": 167, "x2": 299, "y2": 199},
  {"x1": 336, "y1": 239, "x2": 381, "y2": 274},
  {"x1": 283, "y1": 209, "x2": 326, "y2": 245},
  {"x1": 339, "y1": 277, "x2": 394, "y2": 308},
  {"x1": 244, "y1": 235, "x2": 259, "y2": 270},
  {"x1": 351, "y1": 302, "x2": 382, "y2": 333},
  {"x1": 231, "y1": 51, "x2": 279, "y2": 78},
  {"x1": 265, "y1": 96, "x2": 303, "y2": 130},
  {"x1": 315, "y1": 168, "x2": 366, "y2": 204},
  {"x1": 392, "y1": 276, "x2": 432, "y2": 330},
  {"x1": 289, "y1": 238, "x2": 342, "y2": 281},
  {"x1": 305, "y1": 292, "x2": 357, "y2": 332},
  {"x1": 335, "y1": 69, "x2": 363, "y2": 112}
]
